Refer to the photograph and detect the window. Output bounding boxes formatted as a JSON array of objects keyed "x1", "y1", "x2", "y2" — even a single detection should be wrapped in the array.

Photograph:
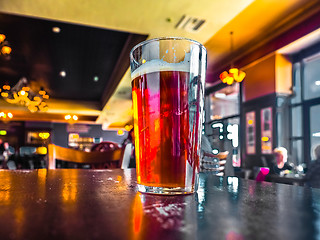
[
  {"x1": 208, "y1": 83, "x2": 240, "y2": 120},
  {"x1": 291, "y1": 106, "x2": 302, "y2": 137},
  {"x1": 292, "y1": 63, "x2": 301, "y2": 104},
  {"x1": 310, "y1": 104, "x2": 320, "y2": 160},
  {"x1": 205, "y1": 82, "x2": 241, "y2": 167},
  {"x1": 290, "y1": 46, "x2": 320, "y2": 165},
  {"x1": 292, "y1": 140, "x2": 303, "y2": 166},
  {"x1": 303, "y1": 54, "x2": 320, "y2": 101}
]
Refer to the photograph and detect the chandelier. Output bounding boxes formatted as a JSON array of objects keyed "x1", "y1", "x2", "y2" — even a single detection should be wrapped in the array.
[
  {"x1": 0, "y1": 77, "x2": 49, "y2": 113},
  {"x1": 0, "y1": 33, "x2": 12, "y2": 57},
  {"x1": 219, "y1": 31, "x2": 246, "y2": 85}
]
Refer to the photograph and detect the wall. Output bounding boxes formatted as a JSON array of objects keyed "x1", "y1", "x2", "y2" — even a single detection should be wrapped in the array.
[
  {"x1": 242, "y1": 54, "x2": 276, "y2": 102},
  {"x1": 240, "y1": 53, "x2": 292, "y2": 170},
  {"x1": 25, "y1": 121, "x2": 127, "y2": 148},
  {"x1": 275, "y1": 54, "x2": 292, "y2": 95},
  {"x1": 242, "y1": 53, "x2": 292, "y2": 102},
  {"x1": 0, "y1": 121, "x2": 25, "y2": 149}
]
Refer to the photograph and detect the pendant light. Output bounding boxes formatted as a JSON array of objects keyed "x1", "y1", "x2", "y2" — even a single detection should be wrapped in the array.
[{"x1": 219, "y1": 31, "x2": 246, "y2": 85}]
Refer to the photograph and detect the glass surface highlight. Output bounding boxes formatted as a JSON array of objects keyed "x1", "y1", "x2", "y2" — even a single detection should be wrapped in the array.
[{"x1": 130, "y1": 37, "x2": 207, "y2": 194}]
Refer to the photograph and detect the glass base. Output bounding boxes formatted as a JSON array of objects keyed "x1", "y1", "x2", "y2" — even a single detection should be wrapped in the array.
[{"x1": 137, "y1": 184, "x2": 195, "y2": 195}]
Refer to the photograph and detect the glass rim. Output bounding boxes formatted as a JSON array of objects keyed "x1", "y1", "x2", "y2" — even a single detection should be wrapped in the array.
[{"x1": 130, "y1": 37, "x2": 206, "y2": 61}]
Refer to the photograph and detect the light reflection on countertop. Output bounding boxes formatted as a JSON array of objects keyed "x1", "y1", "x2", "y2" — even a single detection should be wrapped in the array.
[{"x1": 0, "y1": 169, "x2": 318, "y2": 240}]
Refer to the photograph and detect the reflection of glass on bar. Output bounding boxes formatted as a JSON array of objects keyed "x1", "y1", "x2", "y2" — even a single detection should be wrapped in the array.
[
  {"x1": 130, "y1": 193, "x2": 197, "y2": 238},
  {"x1": 130, "y1": 37, "x2": 207, "y2": 195}
]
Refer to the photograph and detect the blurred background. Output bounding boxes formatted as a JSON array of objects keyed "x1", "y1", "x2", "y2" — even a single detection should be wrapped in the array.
[{"x1": 0, "y1": 0, "x2": 319, "y2": 173}]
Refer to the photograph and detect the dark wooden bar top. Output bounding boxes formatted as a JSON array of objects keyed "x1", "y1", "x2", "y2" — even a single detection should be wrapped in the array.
[{"x1": 0, "y1": 169, "x2": 319, "y2": 240}]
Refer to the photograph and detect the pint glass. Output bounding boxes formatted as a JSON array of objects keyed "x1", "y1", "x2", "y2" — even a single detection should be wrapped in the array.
[{"x1": 130, "y1": 37, "x2": 207, "y2": 194}]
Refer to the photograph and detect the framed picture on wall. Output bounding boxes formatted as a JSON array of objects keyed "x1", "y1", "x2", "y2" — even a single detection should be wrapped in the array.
[
  {"x1": 26, "y1": 130, "x2": 51, "y2": 145},
  {"x1": 246, "y1": 111, "x2": 256, "y2": 155},
  {"x1": 261, "y1": 107, "x2": 273, "y2": 154}
]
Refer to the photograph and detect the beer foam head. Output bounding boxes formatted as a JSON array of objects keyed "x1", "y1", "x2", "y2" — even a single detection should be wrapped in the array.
[{"x1": 131, "y1": 53, "x2": 190, "y2": 79}]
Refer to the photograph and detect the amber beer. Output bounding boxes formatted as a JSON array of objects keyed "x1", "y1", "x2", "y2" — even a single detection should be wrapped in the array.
[
  {"x1": 132, "y1": 69, "x2": 201, "y2": 193},
  {"x1": 130, "y1": 37, "x2": 206, "y2": 194}
]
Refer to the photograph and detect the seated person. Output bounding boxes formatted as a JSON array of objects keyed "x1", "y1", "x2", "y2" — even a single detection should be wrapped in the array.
[
  {"x1": 0, "y1": 139, "x2": 4, "y2": 159},
  {"x1": 304, "y1": 145, "x2": 320, "y2": 188},
  {"x1": 0, "y1": 139, "x2": 5, "y2": 164},
  {"x1": 269, "y1": 147, "x2": 294, "y2": 176},
  {"x1": 1, "y1": 142, "x2": 15, "y2": 169}
]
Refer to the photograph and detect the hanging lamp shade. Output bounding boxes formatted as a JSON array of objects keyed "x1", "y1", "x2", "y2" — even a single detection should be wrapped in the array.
[
  {"x1": 220, "y1": 32, "x2": 246, "y2": 85},
  {"x1": 220, "y1": 68, "x2": 246, "y2": 85}
]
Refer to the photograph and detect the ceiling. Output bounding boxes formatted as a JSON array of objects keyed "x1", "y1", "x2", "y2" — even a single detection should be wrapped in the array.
[
  {"x1": 0, "y1": 12, "x2": 147, "y2": 123},
  {"x1": 0, "y1": 13, "x2": 131, "y2": 101},
  {"x1": 0, "y1": 0, "x2": 319, "y2": 128}
]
